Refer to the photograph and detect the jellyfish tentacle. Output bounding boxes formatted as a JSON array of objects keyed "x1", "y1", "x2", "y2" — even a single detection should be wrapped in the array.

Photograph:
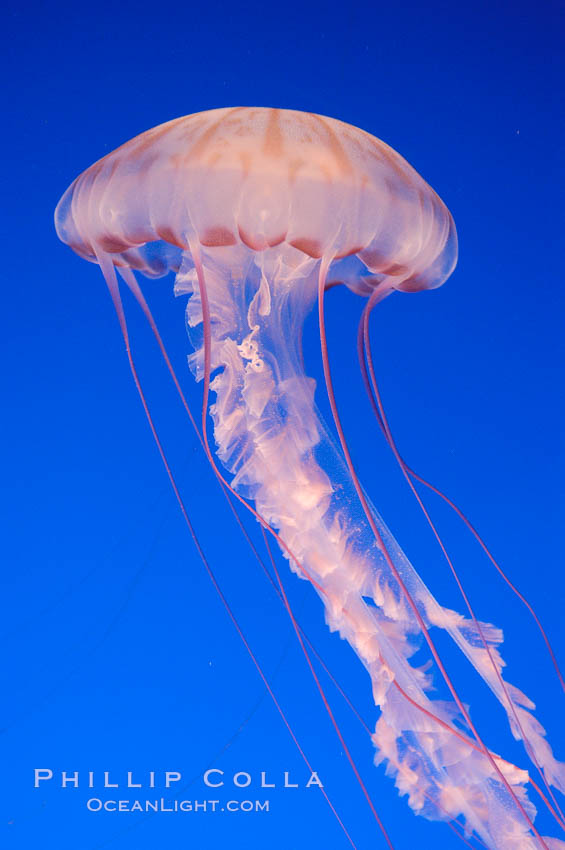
[
  {"x1": 119, "y1": 264, "x2": 314, "y2": 597},
  {"x1": 357, "y1": 292, "x2": 565, "y2": 822},
  {"x1": 94, "y1": 249, "x2": 359, "y2": 850},
  {"x1": 122, "y1": 261, "x2": 539, "y2": 850},
  {"x1": 259, "y1": 539, "x2": 490, "y2": 850},
  {"x1": 357, "y1": 297, "x2": 565, "y2": 697},
  {"x1": 121, "y1": 262, "x2": 396, "y2": 786},
  {"x1": 118, "y1": 269, "x2": 487, "y2": 850},
  {"x1": 177, "y1": 240, "x2": 553, "y2": 849},
  {"x1": 123, "y1": 260, "x2": 543, "y2": 847},
  {"x1": 124, "y1": 262, "x2": 396, "y2": 846},
  {"x1": 188, "y1": 239, "x2": 397, "y2": 849},
  {"x1": 317, "y1": 263, "x2": 558, "y2": 849}
]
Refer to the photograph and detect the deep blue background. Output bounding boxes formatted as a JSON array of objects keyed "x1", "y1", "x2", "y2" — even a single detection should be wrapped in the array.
[{"x1": 2, "y1": 0, "x2": 564, "y2": 848}]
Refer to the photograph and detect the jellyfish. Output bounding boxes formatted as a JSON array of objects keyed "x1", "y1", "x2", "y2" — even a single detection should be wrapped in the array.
[{"x1": 55, "y1": 107, "x2": 565, "y2": 849}]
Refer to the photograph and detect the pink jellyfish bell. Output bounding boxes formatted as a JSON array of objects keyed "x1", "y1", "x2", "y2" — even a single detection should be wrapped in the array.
[{"x1": 55, "y1": 107, "x2": 564, "y2": 850}]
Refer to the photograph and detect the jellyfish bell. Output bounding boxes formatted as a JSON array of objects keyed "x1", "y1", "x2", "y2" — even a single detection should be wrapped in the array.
[
  {"x1": 54, "y1": 106, "x2": 457, "y2": 289},
  {"x1": 55, "y1": 107, "x2": 564, "y2": 850}
]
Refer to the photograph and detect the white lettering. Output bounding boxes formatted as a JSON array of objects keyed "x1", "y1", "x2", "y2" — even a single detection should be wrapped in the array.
[
  {"x1": 204, "y1": 769, "x2": 224, "y2": 787},
  {"x1": 284, "y1": 771, "x2": 298, "y2": 788},
  {"x1": 260, "y1": 771, "x2": 275, "y2": 788},
  {"x1": 34, "y1": 769, "x2": 52, "y2": 787},
  {"x1": 306, "y1": 771, "x2": 323, "y2": 788},
  {"x1": 61, "y1": 771, "x2": 79, "y2": 788}
]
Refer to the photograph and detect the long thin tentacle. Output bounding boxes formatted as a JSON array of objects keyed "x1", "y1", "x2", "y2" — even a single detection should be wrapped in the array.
[
  {"x1": 357, "y1": 291, "x2": 565, "y2": 829},
  {"x1": 189, "y1": 238, "x2": 396, "y2": 849},
  {"x1": 357, "y1": 295, "x2": 565, "y2": 694},
  {"x1": 94, "y1": 249, "x2": 359, "y2": 850},
  {"x1": 316, "y1": 266, "x2": 550, "y2": 850}
]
